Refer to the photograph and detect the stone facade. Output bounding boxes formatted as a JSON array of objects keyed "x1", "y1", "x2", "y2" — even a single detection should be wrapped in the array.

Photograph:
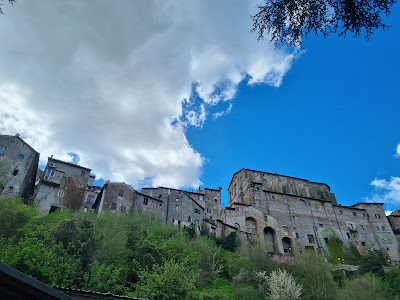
[
  {"x1": 33, "y1": 157, "x2": 92, "y2": 213},
  {"x1": 223, "y1": 168, "x2": 400, "y2": 263},
  {"x1": 0, "y1": 134, "x2": 39, "y2": 203}
]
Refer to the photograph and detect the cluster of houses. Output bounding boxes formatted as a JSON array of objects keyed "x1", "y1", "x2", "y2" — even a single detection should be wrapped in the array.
[{"x1": 1, "y1": 133, "x2": 400, "y2": 264}]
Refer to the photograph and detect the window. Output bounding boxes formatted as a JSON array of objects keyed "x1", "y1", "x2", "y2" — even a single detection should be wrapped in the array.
[
  {"x1": 58, "y1": 190, "x2": 65, "y2": 197},
  {"x1": 44, "y1": 169, "x2": 56, "y2": 181},
  {"x1": 353, "y1": 212, "x2": 357, "y2": 216},
  {"x1": 214, "y1": 198, "x2": 218, "y2": 203},
  {"x1": 375, "y1": 214, "x2": 381, "y2": 219},
  {"x1": 360, "y1": 225, "x2": 364, "y2": 231},
  {"x1": 86, "y1": 194, "x2": 95, "y2": 204},
  {"x1": 234, "y1": 223, "x2": 240, "y2": 230},
  {"x1": 144, "y1": 198, "x2": 148, "y2": 205},
  {"x1": 121, "y1": 205, "x2": 126, "y2": 213},
  {"x1": 176, "y1": 205, "x2": 180, "y2": 211},
  {"x1": 307, "y1": 234, "x2": 315, "y2": 243},
  {"x1": 81, "y1": 170, "x2": 86, "y2": 177},
  {"x1": 194, "y1": 208, "x2": 200, "y2": 214},
  {"x1": 361, "y1": 241, "x2": 366, "y2": 246},
  {"x1": 346, "y1": 232, "x2": 350, "y2": 238},
  {"x1": 77, "y1": 180, "x2": 84, "y2": 188},
  {"x1": 178, "y1": 190, "x2": 182, "y2": 194},
  {"x1": 319, "y1": 223, "x2": 323, "y2": 227},
  {"x1": 149, "y1": 191, "x2": 155, "y2": 196},
  {"x1": 295, "y1": 233, "x2": 299, "y2": 239},
  {"x1": 198, "y1": 195, "x2": 204, "y2": 200},
  {"x1": 0, "y1": 146, "x2": 4, "y2": 154},
  {"x1": 382, "y1": 226, "x2": 385, "y2": 231},
  {"x1": 330, "y1": 220, "x2": 334, "y2": 226},
  {"x1": 188, "y1": 216, "x2": 192, "y2": 223},
  {"x1": 207, "y1": 208, "x2": 211, "y2": 213},
  {"x1": 339, "y1": 210, "x2": 343, "y2": 214},
  {"x1": 162, "y1": 188, "x2": 168, "y2": 194},
  {"x1": 111, "y1": 202, "x2": 117, "y2": 210},
  {"x1": 324, "y1": 238, "x2": 329, "y2": 244},
  {"x1": 18, "y1": 154, "x2": 24, "y2": 161},
  {"x1": 283, "y1": 226, "x2": 289, "y2": 232},
  {"x1": 83, "y1": 207, "x2": 88, "y2": 213},
  {"x1": 118, "y1": 189, "x2": 124, "y2": 197},
  {"x1": 12, "y1": 169, "x2": 18, "y2": 176}
]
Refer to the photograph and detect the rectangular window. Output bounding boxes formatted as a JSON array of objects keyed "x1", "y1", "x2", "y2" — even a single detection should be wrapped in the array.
[
  {"x1": 295, "y1": 233, "x2": 299, "y2": 239},
  {"x1": 58, "y1": 190, "x2": 64, "y2": 197},
  {"x1": 12, "y1": 169, "x2": 18, "y2": 176},
  {"x1": 18, "y1": 154, "x2": 24, "y2": 161},
  {"x1": 0, "y1": 146, "x2": 4, "y2": 154},
  {"x1": 329, "y1": 220, "x2": 334, "y2": 226},
  {"x1": 234, "y1": 184, "x2": 237, "y2": 194},
  {"x1": 111, "y1": 202, "x2": 117, "y2": 210},
  {"x1": 353, "y1": 212, "x2": 357, "y2": 216},
  {"x1": 144, "y1": 198, "x2": 148, "y2": 205},
  {"x1": 118, "y1": 189, "x2": 124, "y2": 197},
  {"x1": 77, "y1": 180, "x2": 84, "y2": 188},
  {"x1": 194, "y1": 208, "x2": 200, "y2": 214},
  {"x1": 162, "y1": 188, "x2": 168, "y2": 194},
  {"x1": 214, "y1": 198, "x2": 218, "y2": 203},
  {"x1": 382, "y1": 226, "x2": 385, "y2": 231},
  {"x1": 360, "y1": 225, "x2": 364, "y2": 230},
  {"x1": 307, "y1": 234, "x2": 315, "y2": 244},
  {"x1": 319, "y1": 223, "x2": 323, "y2": 227},
  {"x1": 121, "y1": 205, "x2": 126, "y2": 213},
  {"x1": 198, "y1": 195, "x2": 204, "y2": 200},
  {"x1": 346, "y1": 232, "x2": 350, "y2": 238},
  {"x1": 81, "y1": 170, "x2": 86, "y2": 177},
  {"x1": 176, "y1": 205, "x2": 180, "y2": 211},
  {"x1": 149, "y1": 191, "x2": 155, "y2": 196},
  {"x1": 207, "y1": 208, "x2": 211, "y2": 213},
  {"x1": 283, "y1": 226, "x2": 289, "y2": 232},
  {"x1": 324, "y1": 238, "x2": 329, "y2": 244},
  {"x1": 86, "y1": 194, "x2": 95, "y2": 204},
  {"x1": 44, "y1": 169, "x2": 56, "y2": 181}
]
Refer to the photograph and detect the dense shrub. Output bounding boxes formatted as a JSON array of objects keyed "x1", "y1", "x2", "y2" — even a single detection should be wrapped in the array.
[{"x1": 337, "y1": 274, "x2": 388, "y2": 300}]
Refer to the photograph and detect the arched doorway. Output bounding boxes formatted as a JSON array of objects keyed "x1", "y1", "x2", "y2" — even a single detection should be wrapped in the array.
[
  {"x1": 264, "y1": 227, "x2": 276, "y2": 252},
  {"x1": 282, "y1": 237, "x2": 292, "y2": 254},
  {"x1": 245, "y1": 217, "x2": 257, "y2": 235}
]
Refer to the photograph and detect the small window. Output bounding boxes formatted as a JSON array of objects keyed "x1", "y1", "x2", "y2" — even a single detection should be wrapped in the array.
[
  {"x1": 86, "y1": 194, "x2": 95, "y2": 204},
  {"x1": 307, "y1": 234, "x2": 315, "y2": 243},
  {"x1": 77, "y1": 180, "x2": 84, "y2": 188},
  {"x1": 198, "y1": 195, "x2": 204, "y2": 200},
  {"x1": 111, "y1": 202, "x2": 117, "y2": 210},
  {"x1": 57, "y1": 190, "x2": 64, "y2": 197},
  {"x1": 375, "y1": 214, "x2": 381, "y2": 219},
  {"x1": 324, "y1": 238, "x2": 329, "y2": 244},
  {"x1": 207, "y1": 208, "x2": 211, "y2": 213},
  {"x1": 214, "y1": 198, "x2": 218, "y2": 203},
  {"x1": 12, "y1": 169, "x2": 18, "y2": 176},
  {"x1": 319, "y1": 223, "x2": 323, "y2": 228},
  {"x1": 295, "y1": 233, "x2": 299, "y2": 239},
  {"x1": 118, "y1": 189, "x2": 124, "y2": 197},
  {"x1": 144, "y1": 198, "x2": 148, "y2": 205},
  {"x1": 353, "y1": 212, "x2": 357, "y2": 216},
  {"x1": 18, "y1": 154, "x2": 24, "y2": 161},
  {"x1": 360, "y1": 225, "x2": 364, "y2": 230},
  {"x1": 121, "y1": 205, "x2": 126, "y2": 213},
  {"x1": 234, "y1": 184, "x2": 237, "y2": 194},
  {"x1": 361, "y1": 241, "x2": 366, "y2": 246},
  {"x1": 194, "y1": 208, "x2": 200, "y2": 214},
  {"x1": 188, "y1": 216, "x2": 192, "y2": 223},
  {"x1": 149, "y1": 191, "x2": 155, "y2": 196},
  {"x1": 81, "y1": 170, "x2": 86, "y2": 177},
  {"x1": 0, "y1": 146, "x2": 4, "y2": 154},
  {"x1": 382, "y1": 226, "x2": 385, "y2": 231},
  {"x1": 176, "y1": 205, "x2": 180, "y2": 211},
  {"x1": 83, "y1": 207, "x2": 88, "y2": 213},
  {"x1": 162, "y1": 188, "x2": 168, "y2": 194},
  {"x1": 234, "y1": 223, "x2": 240, "y2": 230},
  {"x1": 283, "y1": 226, "x2": 289, "y2": 232},
  {"x1": 44, "y1": 169, "x2": 56, "y2": 181},
  {"x1": 329, "y1": 220, "x2": 334, "y2": 226},
  {"x1": 339, "y1": 210, "x2": 343, "y2": 214},
  {"x1": 271, "y1": 195, "x2": 276, "y2": 199},
  {"x1": 346, "y1": 232, "x2": 350, "y2": 238}
]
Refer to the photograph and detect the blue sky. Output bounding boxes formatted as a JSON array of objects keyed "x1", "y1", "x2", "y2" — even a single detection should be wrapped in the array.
[
  {"x1": 187, "y1": 7, "x2": 400, "y2": 209},
  {"x1": 0, "y1": 1, "x2": 399, "y2": 212}
]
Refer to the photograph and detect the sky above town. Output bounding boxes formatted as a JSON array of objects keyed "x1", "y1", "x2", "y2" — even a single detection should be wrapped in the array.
[{"x1": 0, "y1": 1, "x2": 399, "y2": 212}]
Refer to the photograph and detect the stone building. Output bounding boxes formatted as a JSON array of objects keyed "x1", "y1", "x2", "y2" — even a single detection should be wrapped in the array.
[
  {"x1": 33, "y1": 157, "x2": 93, "y2": 213},
  {"x1": 92, "y1": 182, "x2": 162, "y2": 216},
  {"x1": 0, "y1": 134, "x2": 40, "y2": 203},
  {"x1": 222, "y1": 168, "x2": 400, "y2": 263}
]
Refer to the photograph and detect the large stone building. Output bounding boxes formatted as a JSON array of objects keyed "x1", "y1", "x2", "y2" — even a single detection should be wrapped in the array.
[
  {"x1": 221, "y1": 168, "x2": 400, "y2": 263},
  {"x1": 0, "y1": 134, "x2": 40, "y2": 203}
]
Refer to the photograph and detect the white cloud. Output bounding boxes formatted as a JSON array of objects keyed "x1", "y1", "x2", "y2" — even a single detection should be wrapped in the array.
[
  {"x1": 368, "y1": 177, "x2": 400, "y2": 207},
  {"x1": 0, "y1": 0, "x2": 295, "y2": 188},
  {"x1": 385, "y1": 210, "x2": 393, "y2": 216},
  {"x1": 395, "y1": 144, "x2": 400, "y2": 158}
]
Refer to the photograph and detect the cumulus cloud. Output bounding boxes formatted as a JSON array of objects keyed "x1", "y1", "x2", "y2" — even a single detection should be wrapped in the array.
[
  {"x1": 395, "y1": 144, "x2": 400, "y2": 158},
  {"x1": 367, "y1": 177, "x2": 400, "y2": 207},
  {"x1": 0, "y1": 0, "x2": 294, "y2": 188}
]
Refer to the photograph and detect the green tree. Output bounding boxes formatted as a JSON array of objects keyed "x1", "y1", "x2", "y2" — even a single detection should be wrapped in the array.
[
  {"x1": 337, "y1": 274, "x2": 388, "y2": 300},
  {"x1": 252, "y1": 0, "x2": 397, "y2": 49},
  {"x1": 358, "y1": 250, "x2": 387, "y2": 277}
]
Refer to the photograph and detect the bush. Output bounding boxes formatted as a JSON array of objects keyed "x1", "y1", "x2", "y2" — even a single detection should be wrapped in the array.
[
  {"x1": 260, "y1": 268, "x2": 302, "y2": 300},
  {"x1": 337, "y1": 274, "x2": 388, "y2": 300},
  {"x1": 384, "y1": 267, "x2": 400, "y2": 297},
  {"x1": 358, "y1": 250, "x2": 387, "y2": 277}
]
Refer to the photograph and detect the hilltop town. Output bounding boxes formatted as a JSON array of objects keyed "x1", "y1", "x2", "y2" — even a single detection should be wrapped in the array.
[{"x1": 1, "y1": 133, "x2": 400, "y2": 265}]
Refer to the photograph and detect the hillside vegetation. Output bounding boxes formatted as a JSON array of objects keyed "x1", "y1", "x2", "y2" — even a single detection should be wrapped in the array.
[{"x1": 1, "y1": 196, "x2": 400, "y2": 300}]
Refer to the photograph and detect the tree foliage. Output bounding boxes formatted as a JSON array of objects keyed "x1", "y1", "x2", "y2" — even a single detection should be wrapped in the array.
[
  {"x1": 251, "y1": 0, "x2": 397, "y2": 48},
  {"x1": 0, "y1": 0, "x2": 15, "y2": 15}
]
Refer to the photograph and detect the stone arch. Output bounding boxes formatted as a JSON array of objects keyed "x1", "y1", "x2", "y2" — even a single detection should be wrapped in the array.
[
  {"x1": 282, "y1": 237, "x2": 292, "y2": 254},
  {"x1": 264, "y1": 227, "x2": 276, "y2": 252},
  {"x1": 245, "y1": 217, "x2": 257, "y2": 235}
]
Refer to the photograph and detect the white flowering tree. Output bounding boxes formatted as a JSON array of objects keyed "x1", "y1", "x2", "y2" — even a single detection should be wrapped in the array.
[{"x1": 259, "y1": 268, "x2": 302, "y2": 300}]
